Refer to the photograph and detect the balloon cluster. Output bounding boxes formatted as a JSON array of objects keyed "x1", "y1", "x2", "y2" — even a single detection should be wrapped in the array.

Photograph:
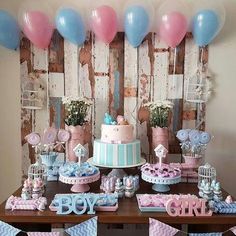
[
  {"x1": 0, "y1": 0, "x2": 225, "y2": 50},
  {"x1": 176, "y1": 129, "x2": 212, "y2": 156}
]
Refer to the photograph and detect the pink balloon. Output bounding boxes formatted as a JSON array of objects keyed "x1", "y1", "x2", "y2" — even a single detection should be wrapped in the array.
[
  {"x1": 160, "y1": 11, "x2": 188, "y2": 48},
  {"x1": 91, "y1": 5, "x2": 118, "y2": 43},
  {"x1": 23, "y1": 11, "x2": 54, "y2": 49}
]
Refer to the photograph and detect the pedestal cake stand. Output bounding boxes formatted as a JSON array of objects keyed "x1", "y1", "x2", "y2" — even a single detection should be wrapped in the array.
[
  {"x1": 59, "y1": 172, "x2": 100, "y2": 193},
  {"x1": 141, "y1": 172, "x2": 181, "y2": 192},
  {"x1": 88, "y1": 158, "x2": 146, "y2": 178},
  {"x1": 141, "y1": 144, "x2": 181, "y2": 192}
]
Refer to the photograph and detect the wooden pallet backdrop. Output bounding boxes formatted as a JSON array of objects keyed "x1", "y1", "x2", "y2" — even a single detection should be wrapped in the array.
[{"x1": 20, "y1": 31, "x2": 208, "y2": 176}]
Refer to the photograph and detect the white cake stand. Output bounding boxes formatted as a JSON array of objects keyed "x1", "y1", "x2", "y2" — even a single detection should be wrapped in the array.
[
  {"x1": 141, "y1": 172, "x2": 181, "y2": 192},
  {"x1": 87, "y1": 158, "x2": 146, "y2": 178},
  {"x1": 59, "y1": 172, "x2": 100, "y2": 193}
]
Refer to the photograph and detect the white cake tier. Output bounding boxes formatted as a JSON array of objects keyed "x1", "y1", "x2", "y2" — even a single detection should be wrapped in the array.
[
  {"x1": 101, "y1": 124, "x2": 134, "y2": 143},
  {"x1": 93, "y1": 139, "x2": 141, "y2": 167}
]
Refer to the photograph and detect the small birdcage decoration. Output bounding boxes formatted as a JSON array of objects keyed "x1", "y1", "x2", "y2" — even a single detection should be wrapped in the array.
[
  {"x1": 186, "y1": 69, "x2": 213, "y2": 103},
  {"x1": 198, "y1": 163, "x2": 216, "y2": 188},
  {"x1": 21, "y1": 73, "x2": 45, "y2": 110},
  {"x1": 28, "y1": 154, "x2": 47, "y2": 184}
]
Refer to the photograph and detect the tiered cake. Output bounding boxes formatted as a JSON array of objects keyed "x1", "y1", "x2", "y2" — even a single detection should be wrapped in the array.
[{"x1": 92, "y1": 114, "x2": 142, "y2": 167}]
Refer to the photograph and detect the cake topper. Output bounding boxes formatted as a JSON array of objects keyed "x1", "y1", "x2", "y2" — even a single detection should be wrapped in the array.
[
  {"x1": 104, "y1": 113, "x2": 117, "y2": 125},
  {"x1": 154, "y1": 144, "x2": 168, "y2": 167},
  {"x1": 73, "y1": 143, "x2": 87, "y2": 166}
]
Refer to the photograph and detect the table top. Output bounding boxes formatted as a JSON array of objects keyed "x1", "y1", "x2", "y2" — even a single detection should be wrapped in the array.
[{"x1": 1, "y1": 170, "x2": 236, "y2": 225}]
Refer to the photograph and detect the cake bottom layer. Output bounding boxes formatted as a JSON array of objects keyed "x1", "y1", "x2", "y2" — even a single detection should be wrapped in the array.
[{"x1": 93, "y1": 140, "x2": 141, "y2": 167}]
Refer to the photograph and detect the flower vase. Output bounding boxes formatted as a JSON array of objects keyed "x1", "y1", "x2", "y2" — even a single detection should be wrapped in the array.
[
  {"x1": 183, "y1": 155, "x2": 202, "y2": 167},
  {"x1": 152, "y1": 127, "x2": 169, "y2": 162},
  {"x1": 65, "y1": 125, "x2": 85, "y2": 162}
]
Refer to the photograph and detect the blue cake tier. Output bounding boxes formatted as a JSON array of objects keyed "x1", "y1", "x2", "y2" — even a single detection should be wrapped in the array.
[{"x1": 93, "y1": 139, "x2": 141, "y2": 167}]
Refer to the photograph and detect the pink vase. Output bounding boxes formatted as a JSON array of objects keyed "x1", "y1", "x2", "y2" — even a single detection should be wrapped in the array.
[
  {"x1": 183, "y1": 155, "x2": 202, "y2": 167},
  {"x1": 152, "y1": 127, "x2": 169, "y2": 162},
  {"x1": 65, "y1": 125, "x2": 85, "y2": 162}
]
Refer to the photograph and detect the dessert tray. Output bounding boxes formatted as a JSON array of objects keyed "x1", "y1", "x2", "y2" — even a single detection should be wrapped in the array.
[
  {"x1": 59, "y1": 162, "x2": 100, "y2": 192},
  {"x1": 141, "y1": 161, "x2": 181, "y2": 192},
  {"x1": 59, "y1": 172, "x2": 100, "y2": 192},
  {"x1": 136, "y1": 194, "x2": 199, "y2": 212}
]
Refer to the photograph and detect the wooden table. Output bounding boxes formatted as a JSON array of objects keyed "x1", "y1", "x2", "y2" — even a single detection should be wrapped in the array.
[{"x1": 0, "y1": 172, "x2": 236, "y2": 233}]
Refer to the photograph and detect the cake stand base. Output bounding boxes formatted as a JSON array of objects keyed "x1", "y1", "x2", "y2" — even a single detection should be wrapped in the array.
[
  {"x1": 71, "y1": 183, "x2": 90, "y2": 193},
  {"x1": 152, "y1": 184, "x2": 170, "y2": 193},
  {"x1": 107, "y1": 169, "x2": 127, "y2": 178}
]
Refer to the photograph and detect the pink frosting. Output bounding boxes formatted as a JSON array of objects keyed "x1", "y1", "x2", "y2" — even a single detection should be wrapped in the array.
[{"x1": 101, "y1": 124, "x2": 134, "y2": 143}]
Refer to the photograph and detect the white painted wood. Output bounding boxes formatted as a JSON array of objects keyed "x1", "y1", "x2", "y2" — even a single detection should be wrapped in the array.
[
  {"x1": 184, "y1": 37, "x2": 199, "y2": 103},
  {"x1": 92, "y1": 36, "x2": 109, "y2": 74},
  {"x1": 32, "y1": 45, "x2": 50, "y2": 134},
  {"x1": 137, "y1": 39, "x2": 150, "y2": 156},
  {"x1": 124, "y1": 37, "x2": 138, "y2": 137},
  {"x1": 153, "y1": 34, "x2": 169, "y2": 101},
  {"x1": 78, "y1": 64, "x2": 92, "y2": 98},
  {"x1": 94, "y1": 76, "x2": 109, "y2": 138},
  {"x1": 64, "y1": 40, "x2": 79, "y2": 97},
  {"x1": 33, "y1": 46, "x2": 48, "y2": 70},
  {"x1": 48, "y1": 73, "x2": 64, "y2": 97},
  {"x1": 20, "y1": 61, "x2": 28, "y2": 83},
  {"x1": 34, "y1": 73, "x2": 50, "y2": 134},
  {"x1": 93, "y1": 35, "x2": 110, "y2": 138},
  {"x1": 167, "y1": 74, "x2": 184, "y2": 99}
]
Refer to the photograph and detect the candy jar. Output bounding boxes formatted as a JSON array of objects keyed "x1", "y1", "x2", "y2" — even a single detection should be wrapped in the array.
[
  {"x1": 115, "y1": 178, "x2": 124, "y2": 198},
  {"x1": 213, "y1": 182, "x2": 223, "y2": 202},
  {"x1": 198, "y1": 179, "x2": 206, "y2": 198},
  {"x1": 203, "y1": 182, "x2": 213, "y2": 201},
  {"x1": 125, "y1": 178, "x2": 135, "y2": 198},
  {"x1": 32, "y1": 179, "x2": 43, "y2": 199},
  {"x1": 21, "y1": 182, "x2": 31, "y2": 200}
]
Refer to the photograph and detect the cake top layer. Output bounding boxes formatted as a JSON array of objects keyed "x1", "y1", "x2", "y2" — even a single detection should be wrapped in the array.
[
  {"x1": 59, "y1": 162, "x2": 99, "y2": 177},
  {"x1": 141, "y1": 163, "x2": 181, "y2": 178}
]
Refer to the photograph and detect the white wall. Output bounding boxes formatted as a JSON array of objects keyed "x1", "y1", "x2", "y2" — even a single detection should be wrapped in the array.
[
  {"x1": 0, "y1": 0, "x2": 22, "y2": 203},
  {"x1": 0, "y1": 0, "x2": 236, "y2": 202},
  {"x1": 206, "y1": 0, "x2": 236, "y2": 197}
]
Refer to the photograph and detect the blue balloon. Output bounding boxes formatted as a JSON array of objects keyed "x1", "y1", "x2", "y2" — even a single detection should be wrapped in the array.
[
  {"x1": 0, "y1": 10, "x2": 20, "y2": 50},
  {"x1": 124, "y1": 5, "x2": 149, "y2": 48},
  {"x1": 192, "y1": 10, "x2": 220, "y2": 47},
  {"x1": 56, "y1": 8, "x2": 86, "y2": 45}
]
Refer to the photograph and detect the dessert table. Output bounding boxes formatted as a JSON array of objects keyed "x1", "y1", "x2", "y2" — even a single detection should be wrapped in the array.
[{"x1": 0, "y1": 169, "x2": 236, "y2": 233}]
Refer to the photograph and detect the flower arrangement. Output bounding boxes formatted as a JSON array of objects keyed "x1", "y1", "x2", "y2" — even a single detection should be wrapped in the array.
[
  {"x1": 143, "y1": 100, "x2": 173, "y2": 128},
  {"x1": 176, "y1": 129, "x2": 212, "y2": 157},
  {"x1": 62, "y1": 96, "x2": 93, "y2": 126}
]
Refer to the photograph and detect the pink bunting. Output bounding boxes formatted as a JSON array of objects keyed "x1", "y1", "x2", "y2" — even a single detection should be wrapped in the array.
[
  {"x1": 230, "y1": 226, "x2": 236, "y2": 235},
  {"x1": 149, "y1": 218, "x2": 179, "y2": 236}
]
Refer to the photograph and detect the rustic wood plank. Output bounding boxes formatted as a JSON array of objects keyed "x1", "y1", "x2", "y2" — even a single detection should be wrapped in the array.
[
  {"x1": 48, "y1": 73, "x2": 64, "y2": 98},
  {"x1": 137, "y1": 34, "x2": 154, "y2": 158},
  {"x1": 183, "y1": 35, "x2": 199, "y2": 129},
  {"x1": 49, "y1": 97, "x2": 64, "y2": 129},
  {"x1": 124, "y1": 37, "x2": 138, "y2": 137},
  {"x1": 20, "y1": 38, "x2": 34, "y2": 165},
  {"x1": 93, "y1": 34, "x2": 110, "y2": 139},
  {"x1": 49, "y1": 31, "x2": 64, "y2": 73},
  {"x1": 109, "y1": 33, "x2": 125, "y2": 117},
  {"x1": 78, "y1": 33, "x2": 94, "y2": 156},
  {"x1": 153, "y1": 35, "x2": 169, "y2": 101},
  {"x1": 167, "y1": 74, "x2": 184, "y2": 99},
  {"x1": 64, "y1": 40, "x2": 79, "y2": 97}
]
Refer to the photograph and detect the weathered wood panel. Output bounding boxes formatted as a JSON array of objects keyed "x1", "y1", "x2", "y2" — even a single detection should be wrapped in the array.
[
  {"x1": 20, "y1": 31, "x2": 209, "y2": 169},
  {"x1": 124, "y1": 37, "x2": 138, "y2": 137}
]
